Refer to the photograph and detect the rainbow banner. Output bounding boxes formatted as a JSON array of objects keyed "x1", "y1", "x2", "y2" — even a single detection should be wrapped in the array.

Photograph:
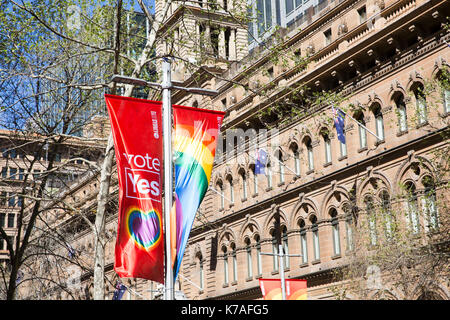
[
  {"x1": 171, "y1": 105, "x2": 225, "y2": 280},
  {"x1": 259, "y1": 279, "x2": 307, "y2": 300},
  {"x1": 105, "y1": 95, "x2": 164, "y2": 283}
]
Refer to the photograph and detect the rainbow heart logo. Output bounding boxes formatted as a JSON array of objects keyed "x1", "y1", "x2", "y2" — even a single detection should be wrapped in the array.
[{"x1": 125, "y1": 207, "x2": 162, "y2": 250}]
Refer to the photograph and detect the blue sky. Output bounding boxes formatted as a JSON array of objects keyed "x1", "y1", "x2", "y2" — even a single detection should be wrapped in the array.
[{"x1": 128, "y1": 0, "x2": 155, "y2": 14}]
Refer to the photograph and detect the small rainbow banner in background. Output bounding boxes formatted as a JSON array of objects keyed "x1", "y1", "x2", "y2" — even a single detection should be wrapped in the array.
[
  {"x1": 259, "y1": 279, "x2": 307, "y2": 300},
  {"x1": 171, "y1": 105, "x2": 225, "y2": 281}
]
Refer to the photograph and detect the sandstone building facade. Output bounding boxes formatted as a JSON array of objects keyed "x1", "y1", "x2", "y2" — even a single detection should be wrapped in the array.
[{"x1": 154, "y1": 0, "x2": 450, "y2": 300}]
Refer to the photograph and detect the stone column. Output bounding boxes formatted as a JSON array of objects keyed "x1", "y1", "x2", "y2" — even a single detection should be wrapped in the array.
[
  {"x1": 219, "y1": 28, "x2": 226, "y2": 58},
  {"x1": 235, "y1": 28, "x2": 249, "y2": 61},
  {"x1": 229, "y1": 28, "x2": 236, "y2": 60}
]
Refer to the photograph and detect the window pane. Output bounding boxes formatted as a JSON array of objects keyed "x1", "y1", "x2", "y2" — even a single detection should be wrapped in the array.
[
  {"x1": 313, "y1": 230, "x2": 320, "y2": 260},
  {"x1": 253, "y1": 172, "x2": 258, "y2": 194},
  {"x1": 266, "y1": 165, "x2": 272, "y2": 188},
  {"x1": 199, "y1": 260, "x2": 204, "y2": 290},
  {"x1": 247, "y1": 247, "x2": 253, "y2": 278},
  {"x1": 376, "y1": 115, "x2": 384, "y2": 140},
  {"x1": 369, "y1": 215, "x2": 377, "y2": 245},
  {"x1": 0, "y1": 213, "x2": 5, "y2": 227},
  {"x1": 359, "y1": 124, "x2": 367, "y2": 148},
  {"x1": 294, "y1": 151, "x2": 300, "y2": 175},
  {"x1": 272, "y1": 238, "x2": 278, "y2": 271},
  {"x1": 301, "y1": 233, "x2": 308, "y2": 263},
  {"x1": 285, "y1": 0, "x2": 293, "y2": 14},
  {"x1": 265, "y1": 0, "x2": 272, "y2": 30},
  {"x1": 325, "y1": 138, "x2": 331, "y2": 163},
  {"x1": 232, "y1": 251, "x2": 237, "y2": 282},
  {"x1": 333, "y1": 223, "x2": 340, "y2": 255},
  {"x1": 7, "y1": 214, "x2": 14, "y2": 228},
  {"x1": 9, "y1": 168, "x2": 17, "y2": 180},
  {"x1": 256, "y1": 243, "x2": 262, "y2": 275},
  {"x1": 257, "y1": 0, "x2": 265, "y2": 34},
  {"x1": 224, "y1": 256, "x2": 229, "y2": 284},
  {"x1": 229, "y1": 181, "x2": 234, "y2": 203},
  {"x1": 346, "y1": 219, "x2": 353, "y2": 251},
  {"x1": 340, "y1": 140, "x2": 347, "y2": 157},
  {"x1": 282, "y1": 230, "x2": 289, "y2": 268},
  {"x1": 247, "y1": 4, "x2": 254, "y2": 42},
  {"x1": 242, "y1": 174, "x2": 247, "y2": 199},
  {"x1": 417, "y1": 98, "x2": 427, "y2": 124},
  {"x1": 408, "y1": 201, "x2": 419, "y2": 233},
  {"x1": 308, "y1": 147, "x2": 314, "y2": 170},
  {"x1": 445, "y1": 89, "x2": 450, "y2": 113},
  {"x1": 398, "y1": 106, "x2": 407, "y2": 132},
  {"x1": 279, "y1": 160, "x2": 284, "y2": 183},
  {"x1": 427, "y1": 195, "x2": 438, "y2": 230}
]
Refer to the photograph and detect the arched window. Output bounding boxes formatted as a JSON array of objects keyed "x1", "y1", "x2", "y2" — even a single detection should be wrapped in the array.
[
  {"x1": 227, "y1": 176, "x2": 234, "y2": 205},
  {"x1": 329, "y1": 208, "x2": 341, "y2": 256},
  {"x1": 231, "y1": 242, "x2": 237, "y2": 283},
  {"x1": 395, "y1": 94, "x2": 408, "y2": 133},
  {"x1": 356, "y1": 112, "x2": 367, "y2": 149},
  {"x1": 380, "y1": 190, "x2": 394, "y2": 239},
  {"x1": 299, "y1": 219, "x2": 308, "y2": 264},
  {"x1": 339, "y1": 133, "x2": 347, "y2": 158},
  {"x1": 222, "y1": 246, "x2": 229, "y2": 285},
  {"x1": 196, "y1": 253, "x2": 204, "y2": 291},
  {"x1": 289, "y1": 143, "x2": 300, "y2": 176},
  {"x1": 266, "y1": 162, "x2": 272, "y2": 189},
  {"x1": 405, "y1": 182, "x2": 419, "y2": 234},
  {"x1": 422, "y1": 176, "x2": 439, "y2": 232},
  {"x1": 217, "y1": 181, "x2": 224, "y2": 210},
  {"x1": 343, "y1": 204, "x2": 354, "y2": 251},
  {"x1": 271, "y1": 229, "x2": 279, "y2": 272},
  {"x1": 245, "y1": 238, "x2": 253, "y2": 279},
  {"x1": 372, "y1": 103, "x2": 385, "y2": 141},
  {"x1": 276, "y1": 150, "x2": 285, "y2": 184},
  {"x1": 239, "y1": 169, "x2": 247, "y2": 200},
  {"x1": 281, "y1": 226, "x2": 289, "y2": 268},
  {"x1": 445, "y1": 86, "x2": 450, "y2": 113},
  {"x1": 322, "y1": 131, "x2": 332, "y2": 164},
  {"x1": 252, "y1": 165, "x2": 258, "y2": 195},
  {"x1": 304, "y1": 137, "x2": 314, "y2": 171},
  {"x1": 365, "y1": 196, "x2": 377, "y2": 245},
  {"x1": 437, "y1": 70, "x2": 450, "y2": 113},
  {"x1": 413, "y1": 84, "x2": 427, "y2": 125},
  {"x1": 255, "y1": 235, "x2": 262, "y2": 276},
  {"x1": 310, "y1": 215, "x2": 320, "y2": 261}
]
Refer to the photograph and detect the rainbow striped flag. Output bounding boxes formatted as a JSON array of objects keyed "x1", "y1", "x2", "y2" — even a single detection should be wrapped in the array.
[{"x1": 171, "y1": 105, "x2": 225, "y2": 280}]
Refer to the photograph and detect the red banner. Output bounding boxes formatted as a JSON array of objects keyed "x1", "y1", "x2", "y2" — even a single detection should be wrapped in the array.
[
  {"x1": 105, "y1": 94, "x2": 164, "y2": 283},
  {"x1": 259, "y1": 279, "x2": 307, "y2": 300}
]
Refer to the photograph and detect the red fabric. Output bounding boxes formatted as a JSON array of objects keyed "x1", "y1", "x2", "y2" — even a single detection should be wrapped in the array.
[
  {"x1": 259, "y1": 279, "x2": 307, "y2": 300},
  {"x1": 105, "y1": 94, "x2": 164, "y2": 283}
]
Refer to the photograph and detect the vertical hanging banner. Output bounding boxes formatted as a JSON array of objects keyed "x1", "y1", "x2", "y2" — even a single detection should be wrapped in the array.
[
  {"x1": 285, "y1": 279, "x2": 308, "y2": 300},
  {"x1": 105, "y1": 94, "x2": 164, "y2": 283},
  {"x1": 259, "y1": 279, "x2": 307, "y2": 300},
  {"x1": 171, "y1": 105, "x2": 225, "y2": 281}
]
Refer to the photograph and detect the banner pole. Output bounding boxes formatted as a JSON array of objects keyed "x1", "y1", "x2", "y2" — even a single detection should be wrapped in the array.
[{"x1": 162, "y1": 58, "x2": 174, "y2": 300}]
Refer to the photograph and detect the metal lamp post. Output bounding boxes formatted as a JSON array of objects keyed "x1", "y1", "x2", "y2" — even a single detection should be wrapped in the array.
[
  {"x1": 112, "y1": 57, "x2": 218, "y2": 300},
  {"x1": 261, "y1": 244, "x2": 302, "y2": 300}
]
